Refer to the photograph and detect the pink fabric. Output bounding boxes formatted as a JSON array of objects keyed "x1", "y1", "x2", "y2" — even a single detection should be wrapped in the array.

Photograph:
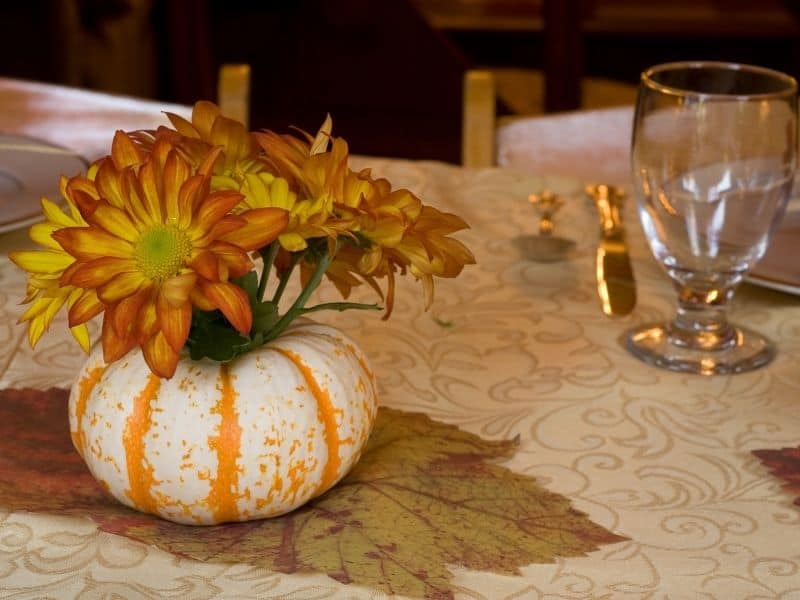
[
  {"x1": 497, "y1": 106, "x2": 634, "y2": 184},
  {"x1": 0, "y1": 78, "x2": 191, "y2": 161}
]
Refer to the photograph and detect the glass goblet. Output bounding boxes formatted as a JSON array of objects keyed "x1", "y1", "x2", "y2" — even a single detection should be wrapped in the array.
[{"x1": 627, "y1": 61, "x2": 798, "y2": 374}]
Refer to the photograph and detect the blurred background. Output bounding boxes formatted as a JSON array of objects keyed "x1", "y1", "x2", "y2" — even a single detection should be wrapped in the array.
[{"x1": 3, "y1": 0, "x2": 799, "y2": 163}]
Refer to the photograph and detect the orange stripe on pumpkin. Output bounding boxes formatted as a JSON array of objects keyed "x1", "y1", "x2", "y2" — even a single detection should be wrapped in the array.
[
  {"x1": 71, "y1": 365, "x2": 107, "y2": 458},
  {"x1": 206, "y1": 365, "x2": 243, "y2": 522},
  {"x1": 277, "y1": 348, "x2": 341, "y2": 496},
  {"x1": 122, "y1": 373, "x2": 161, "y2": 513}
]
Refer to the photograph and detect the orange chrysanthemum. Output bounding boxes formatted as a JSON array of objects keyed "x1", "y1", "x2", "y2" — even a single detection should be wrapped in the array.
[
  {"x1": 53, "y1": 132, "x2": 288, "y2": 377},
  {"x1": 256, "y1": 117, "x2": 475, "y2": 316},
  {"x1": 331, "y1": 172, "x2": 475, "y2": 316},
  {"x1": 12, "y1": 104, "x2": 475, "y2": 378},
  {"x1": 136, "y1": 101, "x2": 274, "y2": 205}
]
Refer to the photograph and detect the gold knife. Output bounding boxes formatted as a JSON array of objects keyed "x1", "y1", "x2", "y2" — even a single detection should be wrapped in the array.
[{"x1": 586, "y1": 184, "x2": 636, "y2": 316}]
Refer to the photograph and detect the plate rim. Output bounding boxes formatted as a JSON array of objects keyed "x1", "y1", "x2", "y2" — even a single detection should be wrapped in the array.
[{"x1": 0, "y1": 132, "x2": 88, "y2": 232}]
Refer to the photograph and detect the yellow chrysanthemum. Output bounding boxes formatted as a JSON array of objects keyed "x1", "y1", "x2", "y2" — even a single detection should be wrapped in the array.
[
  {"x1": 256, "y1": 115, "x2": 474, "y2": 315},
  {"x1": 254, "y1": 121, "x2": 358, "y2": 251},
  {"x1": 239, "y1": 171, "x2": 336, "y2": 252},
  {"x1": 10, "y1": 181, "x2": 102, "y2": 353},
  {"x1": 50, "y1": 133, "x2": 288, "y2": 378}
]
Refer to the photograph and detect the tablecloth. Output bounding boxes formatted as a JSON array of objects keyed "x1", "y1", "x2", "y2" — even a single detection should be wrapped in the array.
[{"x1": 1, "y1": 79, "x2": 799, "y2": 599}]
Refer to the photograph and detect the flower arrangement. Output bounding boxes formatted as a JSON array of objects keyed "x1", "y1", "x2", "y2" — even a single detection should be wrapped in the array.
[{"x1": 11, "y1": 102, "x2": 475, "y2": 378}]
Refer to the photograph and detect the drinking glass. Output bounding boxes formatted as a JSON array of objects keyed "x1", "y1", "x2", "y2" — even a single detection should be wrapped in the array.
[{"x1": 627, "y1": 61, "x2": 798, "y2": 374}]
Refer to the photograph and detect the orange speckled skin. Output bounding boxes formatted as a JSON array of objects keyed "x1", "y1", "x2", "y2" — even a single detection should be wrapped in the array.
[{"x1": 68, "y1": 319, "x2": 379, "y2": 525}]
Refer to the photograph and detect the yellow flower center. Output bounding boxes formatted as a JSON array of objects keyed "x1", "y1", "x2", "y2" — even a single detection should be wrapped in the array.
[{"x1": 134, "y1": 225, "x2": 192, "y2": 281}]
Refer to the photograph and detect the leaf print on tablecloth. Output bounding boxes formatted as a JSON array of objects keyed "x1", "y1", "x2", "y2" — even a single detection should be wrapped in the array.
[
  {"x1": 753, "y1": 446, "x2": 800, "y2": 507},
  {"x1": 0, "y1": 388, "x2": 625, "y2": 600}
]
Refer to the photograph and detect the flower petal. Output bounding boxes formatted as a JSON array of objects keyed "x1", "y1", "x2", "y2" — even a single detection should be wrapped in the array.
[
  {"x1": 194, "y1": 190, "x2": 244, "y2": 230},
  {"x1": 188, "y1": 249, "x2": 219, "y2": 281},
  {"x1": 177, "y1": 174, "x2": 206, "y2": 228},
  {"x1": 70, "y1": 323, "x2": 91, "y2": 353},
  {"x1": 83, "y1": 202, "x2": 139, "y2": 242},
  {"x1": 109, "y1": 287, "x2": 151, "y2": 339},
  {"x1": 163, "y1": 151, "x2": 191, "y2": 222},
  {"x1": 137, "y1": 159, "x2": 164, "y2": 223},
  {"x1": 111, "y1": 130, "x2": 144, "y2": 169},
  {"x1": 190, "y1": 287, "x2": 216, "y2": 312},
  {"x1": 310, "y1": 113, "x2": 333, "y2": 156},
  {"x1": 97, "y1": 271, "x2": 147, "y2": 304},
  {"x1": 68, "y1": 256, "x2": 138, "y2": 288},
  {"x1": 53, "y1": 227, "x2": 134, "y2": 260},
  {"x1": 28, "y1": 222, "x2": 61, "y2": 250},
  {"x1": 208, "y1": 241, "x2": 253, "y2": 278},
  {"x1": 209, "y1": 116, "x2": 250, "y2": 166},
  {"x1": 192, "y1": 215, "x2": 246, "y2": 248},
  {"x1": 192, "y1": 101, "x2": 221, "y2": 139},
  {"x1": 135, "y1": 295, "x2": 159, "y2": 343},
  {"x1": 93, "y1": 161, "x2": 126, "y2": 209},
  {"x1": 65, "y1": 176, "x2": 101, "y2": 205},
  {"x1": 10, "y1": 250, "x2": 74, "y2": 274},
  {"x1": 200, "y1": 280, "x2": 252, "y2": 334},
  {"x1": 161, "y1": 272, "x2": 197, "y2": 307},
  {"x1": 21, "y1": 293, "x2": 67, "y2": 346},
  {"x1": 165, "y1": 112, "x2": 200, "y2": 138},
  {"x1": 20, "y1": 295, "x2": 55, "y2": 323},
  {"x1": 220, "y1": 207, "x2": 289, "y2": 250},
  {"x1": 157, "y1": 293, "x2": 191, "y2": 353},
  {"x1": 142, "y1": 331, "x2": 180, "y2": 379},
  {"x1": 41, "y1": 197, "x2": 79, "y2": 227},
  {"x1": 101, "y1": 312, "x2": 136, "y2": 363},
  {"x1": 197, "y1": 147, "x2": 223, "y2": 177},
  {"x1": 68, "y1": 290, "x2": 104, "y2": 326}
]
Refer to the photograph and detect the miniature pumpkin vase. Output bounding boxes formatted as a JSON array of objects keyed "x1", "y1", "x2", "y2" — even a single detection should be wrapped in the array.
[{"x1": 68, "y1": 319, "x2": 379, "y2": 525}]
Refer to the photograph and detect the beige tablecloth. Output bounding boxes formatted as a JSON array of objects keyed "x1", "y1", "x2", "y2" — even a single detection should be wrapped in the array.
[{"x1": 1, "y1": 79, "x2": 799, "y2": 599}]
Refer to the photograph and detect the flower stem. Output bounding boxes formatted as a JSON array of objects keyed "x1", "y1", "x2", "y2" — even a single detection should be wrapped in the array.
[
  {"x1": 264, "y1": 245, "x2": 335, "y2": 342},
  {"x1": 257, "y1": 242, "x2": 280, "y2": 302},
  {"x1": 272, "y1": 251, "x2": 302, "y2": 305},
  {"x1": 300, "y1": 301, "x2": 381, "y2": 314}
]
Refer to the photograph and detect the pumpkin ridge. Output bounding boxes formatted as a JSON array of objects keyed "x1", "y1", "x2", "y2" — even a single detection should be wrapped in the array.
[
  {"x1": 71, "y1": 365, "x2": 107, "y2": 458},
  {"x1": 122, "y1": 373, "x2": 161, "y2": 514},
  {"x1": 276, "y1": 348, "x2": 342, "y2": 497},
  {"x1": 205, "y1": 364, "x2": 243, "y2": 523},
  {"x1": 279, "y1": 329, "x2": 377, "y2": 401},
  {"x1": 343, "y1": 342, "x2": 378, "y2": 407}
]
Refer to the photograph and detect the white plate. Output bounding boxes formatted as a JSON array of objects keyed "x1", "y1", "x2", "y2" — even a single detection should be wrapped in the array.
[
  {"x1": 747, "y1": 208, "x2": 800, "y2": 295},
  {"x1": 0, "y1": 134, "x2": 88, "y2": 234}
]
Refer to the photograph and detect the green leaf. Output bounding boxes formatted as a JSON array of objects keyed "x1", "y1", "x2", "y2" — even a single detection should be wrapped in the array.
[
  {"x1": 188, "y1": 323, "x2": 249, "y2": 361},
  {"x1": 233, "y1": 271, "x2": 259, "y2": 304},
  {"x1": 252, "y1": 300, "x2": 279, "y2": 335},
  {"x1": 0, "y1": 394, "x2": 627, "y2": 600},
  {"x1": 187, "y1": 308, "x2": 250, "y2": 362},
  {"x1": 433, "y1": 316, "x2": 455, "y2": 329}
]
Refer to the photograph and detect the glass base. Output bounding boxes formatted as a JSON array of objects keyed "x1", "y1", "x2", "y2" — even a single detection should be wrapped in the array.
[{"x1": 624, "y1": 322, "x2": 775, "y2": 375}]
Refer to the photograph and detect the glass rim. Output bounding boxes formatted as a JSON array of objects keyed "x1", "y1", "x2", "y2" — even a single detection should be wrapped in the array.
[{"x1": 641, "y1": 61, "x2": 798, "y2": 100}]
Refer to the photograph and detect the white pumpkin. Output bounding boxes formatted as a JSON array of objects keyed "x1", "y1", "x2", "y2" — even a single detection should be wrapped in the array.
[{"x1": 68, "y1": 319, "x2": 378, "y2": 525}]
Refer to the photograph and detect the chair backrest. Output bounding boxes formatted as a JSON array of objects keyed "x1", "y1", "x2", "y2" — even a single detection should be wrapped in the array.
[
  {"x1": 218, "y1": 64, "x2": 251, "y2": 128},
  {"x1": 461, "y1": 70, "x2": 496, "y2": 168}
]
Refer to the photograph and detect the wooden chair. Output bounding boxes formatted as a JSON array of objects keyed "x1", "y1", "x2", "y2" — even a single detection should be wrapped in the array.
[
  {"x1": 461, "y1": 68, "x2": 635, "y2": 170},
  {"x1": 461, "y1": 70, "x2": 496, "y2": 168},
  {"x1": 217, "y1": 64, "x2": 251, "y2": 128}
]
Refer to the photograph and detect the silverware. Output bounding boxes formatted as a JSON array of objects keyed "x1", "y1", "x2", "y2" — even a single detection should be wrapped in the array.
[
  {"x1": 517, "y1": 190, "x2": 576, "y2": 262},
  {"x1": 586, "y1": 184, "x2": 636, "y2": 316}
]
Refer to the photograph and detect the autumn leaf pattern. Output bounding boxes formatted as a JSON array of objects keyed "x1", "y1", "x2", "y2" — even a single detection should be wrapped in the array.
[
  {"x1": 0, "y1": 388, "x2": 625, "y2": 599},
  {"x1": 753, "y1": 446, "x2": 800, "y2": 508}
]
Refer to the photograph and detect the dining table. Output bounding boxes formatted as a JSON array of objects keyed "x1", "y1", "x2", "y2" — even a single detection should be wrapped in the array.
[{"x1": 0, "y1": 76, "x2": 799, "y2": 599}]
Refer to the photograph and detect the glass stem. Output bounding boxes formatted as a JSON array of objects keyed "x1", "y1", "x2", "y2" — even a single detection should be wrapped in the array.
[{"x1": 667, "y1": 283, "x2": 737, "y2": 351}]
